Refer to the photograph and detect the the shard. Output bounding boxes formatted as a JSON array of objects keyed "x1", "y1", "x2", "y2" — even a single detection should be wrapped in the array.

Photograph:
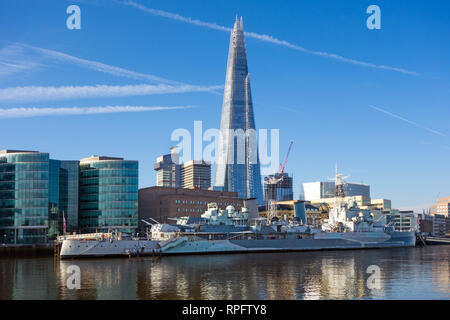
[{"x1": 214, "y1": 16, "x2": 264, "y2": 205}]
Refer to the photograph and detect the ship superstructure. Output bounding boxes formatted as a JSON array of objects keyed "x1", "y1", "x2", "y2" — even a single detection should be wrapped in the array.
[{"x1": 147, "y1": 201, "x2": 416, "y2": 255}]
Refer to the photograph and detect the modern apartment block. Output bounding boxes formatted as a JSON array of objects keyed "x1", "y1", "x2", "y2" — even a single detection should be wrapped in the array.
[
  {"x1": 154, "y1": 147, "x2": 211, "y2": 190},
  {"x1": 154, "y1": 147, "x2": 181, "y2": 188},
  {"x1": 432, "y1": 214, "x2": 447, "y2": 237},
  {"x1": 431, "y1": 196, "x2": 450, "y2": 217},
  {"x1": 181, "y1": 160, "x2": 211, "y2": 190},
  {"x1": 79, "y1": 156, "x2": 138, "y2": 235},
  {"x1": 138, "y1": 186, "x2": 244, "y2": 226},
  {"x1": 0, "y1": 150, "x2": 79, "y2": 244}
]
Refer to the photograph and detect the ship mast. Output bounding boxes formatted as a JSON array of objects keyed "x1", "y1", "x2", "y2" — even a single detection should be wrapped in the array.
[{"x1": 327, "y1": 164, "x2": 349, "y2": 230}]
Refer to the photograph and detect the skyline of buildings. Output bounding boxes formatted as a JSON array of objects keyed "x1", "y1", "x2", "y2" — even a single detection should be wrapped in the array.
[
  {"x1": 0, "y1": 150, "x2": 139, "y2": 244},
  {"x1": 0, "y1": 15, "x2": 448, "y2": 243},
  {"x1": 2, "y1": 1, "x2": 448, "y2": 213}
]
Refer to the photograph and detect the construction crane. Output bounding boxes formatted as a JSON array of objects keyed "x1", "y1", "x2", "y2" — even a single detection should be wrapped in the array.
[{"x1": 279, "y1": 141, "x2": 293, "y2": 174}]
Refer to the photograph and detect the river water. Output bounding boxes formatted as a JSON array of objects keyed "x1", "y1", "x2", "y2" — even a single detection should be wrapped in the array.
[{"x1": 0, "y1": 246, "x2": 449, "y2": 300}]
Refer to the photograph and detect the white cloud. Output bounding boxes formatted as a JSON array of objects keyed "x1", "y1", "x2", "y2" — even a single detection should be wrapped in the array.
[
  {"x1": 0, "y1": 105, "x2": 191, "y2": 119},
  {"x1": 123, "y1": 0, "x2": 420, "y2": 76},
  {"x1": 0, "y1": 44, "x2": 42, "y2": 77},
  {"x1": 0, "y1": 83, "x2": 223, "y2": 103}
]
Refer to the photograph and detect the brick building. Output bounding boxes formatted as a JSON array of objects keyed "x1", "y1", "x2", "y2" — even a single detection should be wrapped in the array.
[{"x1": 138, "y1": 186, "x2": 244, "y2": 228}]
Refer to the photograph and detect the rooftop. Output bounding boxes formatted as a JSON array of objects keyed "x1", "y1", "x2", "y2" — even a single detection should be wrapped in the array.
[
  {"x1": 79, "y1": 155, "x2": 125, "y2": 163},
  {"x1": 182, "y1": 160, "x2": 211, "y2": 166},
  {"x1": 0, "y1": 149, "x2": 39, "y2": 154}
]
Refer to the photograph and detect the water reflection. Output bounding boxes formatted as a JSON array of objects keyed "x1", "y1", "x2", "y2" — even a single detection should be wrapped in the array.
[{"x1": 0, "y1": 246, "x2": 449, "y2": 300}]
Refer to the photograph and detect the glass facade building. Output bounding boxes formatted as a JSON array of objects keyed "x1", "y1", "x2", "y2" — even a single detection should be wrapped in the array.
[
  {"x1": 0, "y1": 151, "x2": 50, "y2": 244},
  {"x1": 302, "y1": 181, "x2": 370, "y2": 201},
  {"x1": 264, "y1": 173, "x2": 294, "y2": 203},
  {"x1": 79, "y1": 156, "x2": 138, "y2": 234},
  {"x1": 0, "y1": 150, "x2": 79, "y2": 244},
  {"x1": 48, "y1": 160, "x2": 79, "y2": 237},
  {"x1": 214, "y1": 17, "x2": 264, "y2": 205}
]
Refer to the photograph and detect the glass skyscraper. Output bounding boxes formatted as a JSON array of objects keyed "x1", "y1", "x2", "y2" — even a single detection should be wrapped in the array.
[
  {"x1": 0, "y1": 150, "x2": 49, "y2": 244},
  {"x1": 0, "y1": 150, "x2": 79, "y2": 244},
  {"x1": 214, "y1": 16, "x2": 264, "y2": 205},
  {"x1": 79, "y1": 156, "x2": 138, "y2": 235},
  {"x1": 48, "y1": 159, "x2": 79, "y2": 237}
]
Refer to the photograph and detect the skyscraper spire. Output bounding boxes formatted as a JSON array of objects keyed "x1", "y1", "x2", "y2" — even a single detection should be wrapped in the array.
[{"x1": 214, "y1": 17, "x2": 264, "y2": 205}]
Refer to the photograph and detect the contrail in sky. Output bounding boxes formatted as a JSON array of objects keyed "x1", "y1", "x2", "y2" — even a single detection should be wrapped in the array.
[
  {"x1": 8, "y1": 44, "x2": 220, "y2": 94},
  {"x1": 369, "y1": 104, "x2": 449, "y2": 139},
  {"x1": 23, "y1": 44, "x2": 185, "y2": 85},
  {"x1": 0, "y1": 105, "x2": 191, "y2": 119},
  {"x1": 122, "y1": 1, "x2": 420, "y2": 76},
  {"x1": 0, "y1": 84, "x2": 223, "y2": 103}
]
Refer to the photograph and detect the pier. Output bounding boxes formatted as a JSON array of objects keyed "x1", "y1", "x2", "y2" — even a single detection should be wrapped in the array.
[{"x1": 425, "y1": 237, "x2": 450, "y2": 245}]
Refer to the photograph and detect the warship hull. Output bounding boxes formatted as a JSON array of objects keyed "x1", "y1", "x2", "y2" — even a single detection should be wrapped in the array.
[
  {"x1": 59, "y1": 231, "x2": 415, "y2": 258},
  {"x1": 159, "y1": 231, "x2": 416, "y2": 255},
  {"x1": 59, "y1": 239, "x2": 160, "y2": 259}
]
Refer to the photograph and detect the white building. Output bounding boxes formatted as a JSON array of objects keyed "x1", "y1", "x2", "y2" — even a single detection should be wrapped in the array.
[{"x1": 302, "y1": 181, "x2": 370, "y2": 201}]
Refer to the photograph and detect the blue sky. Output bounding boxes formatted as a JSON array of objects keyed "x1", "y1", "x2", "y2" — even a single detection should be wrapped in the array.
[{"x1": 1, "y1": 0, "x2": 449, "y2": 211}]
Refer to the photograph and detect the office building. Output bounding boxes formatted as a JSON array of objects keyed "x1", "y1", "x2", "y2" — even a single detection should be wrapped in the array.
[
  {"x1": 432, "y1": 214, "x2": 447, "y2": 237},
  {"x1": 432, "y1": 196, "x2": 450, "y2": 217},
  {"x1": 138, "y1": 186, "x2": 244, "y2": 226},
  {"x1": 154, "y1": 148, "x2": 212, "y2": 190},
  {"x1": 302, "y1": 181, "x2": 334, "y2": 200},
  {"x1": 154, "y1": 147, "x2": 181, "y2": 188},
  {"x1": 48, "y1": 159, "x2": 79, "y2": 237},
  {"x1": 387, "y1": 210, "x2": 418, "y2": 232},
  {"x1": 213, "y1": 17, "x2": 264, "y2": 205},
  {"x1": 181, "y1": 160, "x2": 211, "y2": 190},
  {"x1": 302, "y1": 181, "x2": 370, "y2": 201},
  {"x1": 418, "y1": 213, "x2": 434, "y2": 235},
  {"x1": 79, "y1": 156, "x2": 138, "y2": 235},
  {"x1": 264, "y1": 173, "x2": 293, "y2": 202},
  {"x1": 368, "y1": 198, "x2": 392, "y2": 210},
  {"x1": 0, "y1": 150, "x2": 78, "y2": 244}
]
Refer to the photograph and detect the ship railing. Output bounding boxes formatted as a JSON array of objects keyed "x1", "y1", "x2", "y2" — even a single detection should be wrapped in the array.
[
  {"x1": 226, "y1": 231, "x2": 254, "y2": 240},
  {"x1": 57, "y1": 233, "x2": 113, "y2": 242}
]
